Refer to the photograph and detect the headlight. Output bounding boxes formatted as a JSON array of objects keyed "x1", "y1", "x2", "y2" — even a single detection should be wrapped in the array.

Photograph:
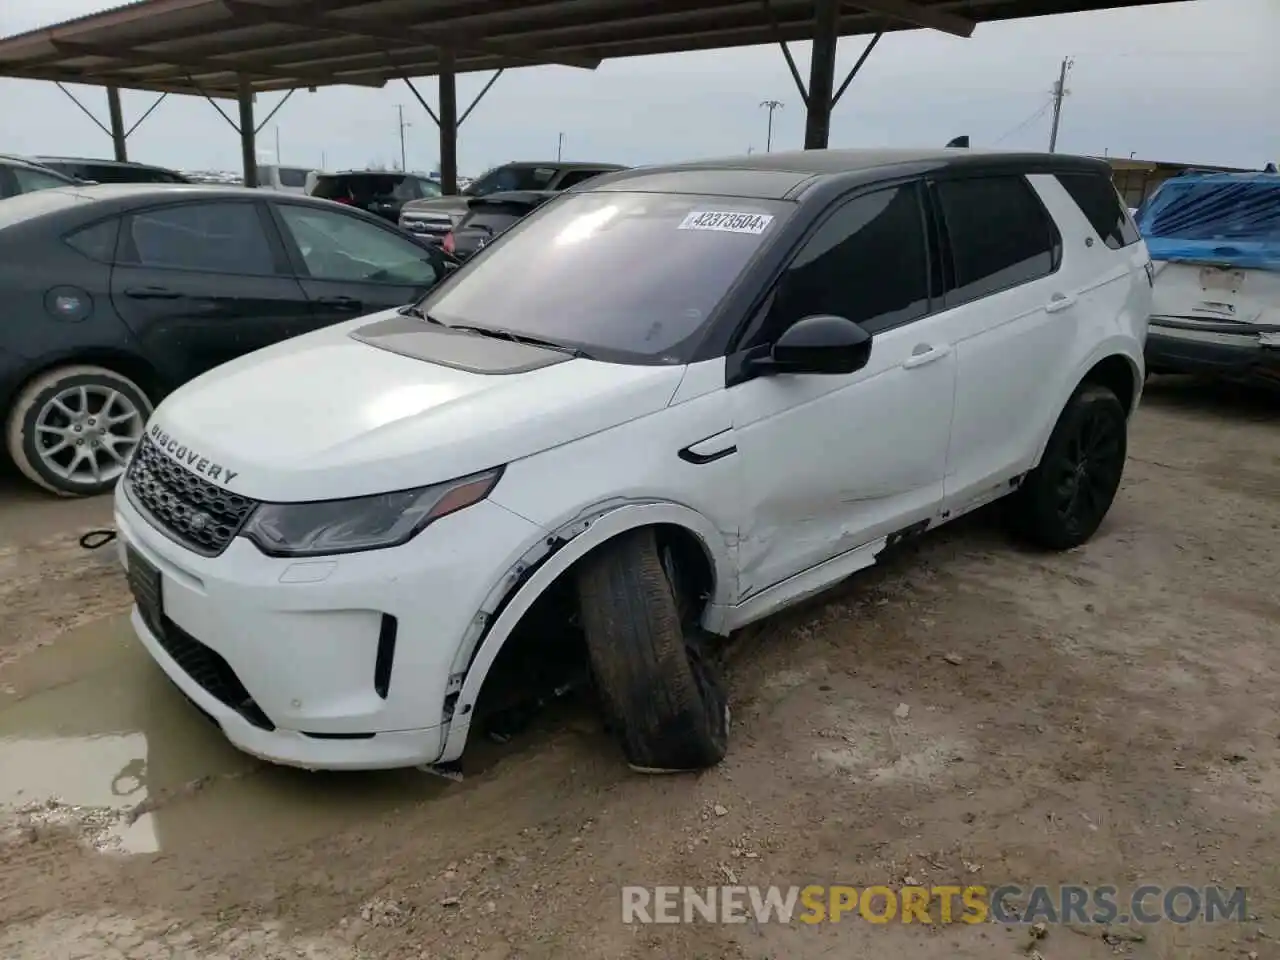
[{"x1": 240, "y1": 467, "x2": 502, "y2": 557}]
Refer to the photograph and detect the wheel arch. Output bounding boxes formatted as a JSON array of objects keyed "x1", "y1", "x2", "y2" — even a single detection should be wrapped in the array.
[
  {"x1": 2, "y1": 348, "x2": 164, "y2": 420},
  {"x1": 435, "y1": 501, "x2": 734, "y2": 764},
  {"x1": 1032, "y1": 345, "x2": 1142, "y2": 467}
]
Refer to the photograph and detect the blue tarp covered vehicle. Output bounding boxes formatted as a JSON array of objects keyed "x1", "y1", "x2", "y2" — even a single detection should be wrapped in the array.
[
  {"x1": 1138, "y1": 172, "x2": 1280, "y2": 386},
  {"x1": 1137, "y1": 172, "x2": 1280, "y2": 273}
]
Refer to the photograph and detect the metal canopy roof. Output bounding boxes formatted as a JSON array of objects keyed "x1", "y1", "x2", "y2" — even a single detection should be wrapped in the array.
[{"x1": 0, "y1": 0, "x2": 1179, "y2": 98}]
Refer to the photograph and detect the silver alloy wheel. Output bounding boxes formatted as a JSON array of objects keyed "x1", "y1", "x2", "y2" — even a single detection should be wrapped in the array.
[{"x1": 33, "y1": 383, "x2": 144, "y2": 486}]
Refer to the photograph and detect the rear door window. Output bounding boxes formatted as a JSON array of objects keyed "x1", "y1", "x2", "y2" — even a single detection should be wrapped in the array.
[
  {"x1": 1055, "y1": 172, "x2": 1141, "y2": 249},
  {"x1": 935, "y1": 175, "x2": 1060, "y2": 305},
  {"x1": 125, "y1": 202, "x2": 277, "y2": 275}
]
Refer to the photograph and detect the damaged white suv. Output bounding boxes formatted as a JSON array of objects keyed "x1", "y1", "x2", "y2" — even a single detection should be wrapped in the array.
[{"x1": 115, "y1": 149, "x2": 1152, "y2": 773}]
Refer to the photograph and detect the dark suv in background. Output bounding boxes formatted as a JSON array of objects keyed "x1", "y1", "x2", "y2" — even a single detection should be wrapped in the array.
[
  {"x1": 35, "y1": 157, "x2": 191, "y2": 184},
  {"x1": 398, "y1": 160, "x2": 624, "y2": 243},
  {"x1": 310, "y1": 170, "x2": 442, "y2": 224}
]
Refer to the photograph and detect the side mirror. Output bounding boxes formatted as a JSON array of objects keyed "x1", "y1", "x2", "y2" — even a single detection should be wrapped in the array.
[{"x1": 754, "y1": 314, "x2": 872, "y2": 376}]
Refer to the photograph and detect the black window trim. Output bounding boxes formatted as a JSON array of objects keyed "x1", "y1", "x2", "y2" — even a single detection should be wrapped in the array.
[
  {"x1": 267, "y1": 198, "x2": 441, "y2": 287},
  {"x1": 116, "y1": 198, "x2": 291, "y2": 278},
  {"x1": 926, "y1": 172, "x2": 1063, "y2": 312},
  {"x1": 722, "y1": 176, "x2": 940, "y2": 387}
]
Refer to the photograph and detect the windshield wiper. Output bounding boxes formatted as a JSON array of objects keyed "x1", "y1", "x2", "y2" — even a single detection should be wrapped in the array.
[
  {"x1": 398, "y1": 303, "x2": 447, "y2": 325},
  {"x1": 446, "y1": 324, "x2": 593, "y2": 359}
]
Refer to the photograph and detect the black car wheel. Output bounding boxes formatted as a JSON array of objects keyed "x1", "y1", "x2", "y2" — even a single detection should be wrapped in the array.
[
  {"x1": 1009, "y1": 383, "x2": 1128, "y2": 550},
  {"x1": 6, "y1": 365, "x2": 151, "y2": 497}
]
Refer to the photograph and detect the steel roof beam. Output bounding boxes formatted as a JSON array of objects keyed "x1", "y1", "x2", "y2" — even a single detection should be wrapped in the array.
[{"x1": 221, "y1": 0, "x2": 601, "y2": 70}]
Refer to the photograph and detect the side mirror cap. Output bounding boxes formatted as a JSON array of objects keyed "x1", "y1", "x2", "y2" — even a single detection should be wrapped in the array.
[{"x1": 754, "y1": 314, "x2": 873, "y2": 376}]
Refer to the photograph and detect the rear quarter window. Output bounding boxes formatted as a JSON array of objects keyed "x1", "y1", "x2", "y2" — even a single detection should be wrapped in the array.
[
  {"x1": 1055, "y1": 172, "x2": 1141, "y2": 249},
  {"x1": 64, "y1": 219, "x2": 120, "y2": 261}
]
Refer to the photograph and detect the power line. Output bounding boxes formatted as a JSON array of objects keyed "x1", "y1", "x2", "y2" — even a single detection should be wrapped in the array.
[{"x1": 994, "y1": 99, "x2": 1053, "y2": 145}]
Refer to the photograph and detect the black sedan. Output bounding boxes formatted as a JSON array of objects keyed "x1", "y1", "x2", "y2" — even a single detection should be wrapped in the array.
[{"x1": 0, "y1": 184, "x2": 455, "y2": 497}]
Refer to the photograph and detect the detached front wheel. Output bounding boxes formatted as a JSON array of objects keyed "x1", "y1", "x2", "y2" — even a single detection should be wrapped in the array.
[{"x1": 576, "y1": 528, "x2": 729, "y2": 773}]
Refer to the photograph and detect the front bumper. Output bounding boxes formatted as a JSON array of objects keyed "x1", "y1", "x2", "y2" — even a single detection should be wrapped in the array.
[
  {"x1": 115, "y1": 490, "x2": 541, "y2": 770},
  {"x1": 1145, "y1": 316, "x2": 1280, "y2": 384}
]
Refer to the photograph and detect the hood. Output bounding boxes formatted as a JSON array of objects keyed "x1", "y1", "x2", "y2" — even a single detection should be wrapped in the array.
[
  {"x1": 400, "y1": 196, "x2": 470, "y2": 217},
  {"x1": 146, "y1": 311, "x2": 685, "y2": 503}
]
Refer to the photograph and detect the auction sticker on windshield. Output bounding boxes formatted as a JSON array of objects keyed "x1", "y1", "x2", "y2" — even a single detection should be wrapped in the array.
[{"x1": 679, "y1": 211, "x2": 774, "y2": 235}]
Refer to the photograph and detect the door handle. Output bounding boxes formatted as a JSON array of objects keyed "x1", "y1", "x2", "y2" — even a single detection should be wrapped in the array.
[
  {"x1": 1045, "y1": 293, "x2": 1077, "y2": 314},
  {"x1": 317, "y1": 295, "x2": 363, "y2": 311},
  {"x1": 901, "y1": 343, "x2": 951, "y2": 369},
  {"x1": 124, "y1": 286, "x2": 182, "y2": 300}
]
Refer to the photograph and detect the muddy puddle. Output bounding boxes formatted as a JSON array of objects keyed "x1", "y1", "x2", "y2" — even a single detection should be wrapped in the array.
[{"x1": 1, "y1": 614, "x2": 459, "y2": 857}]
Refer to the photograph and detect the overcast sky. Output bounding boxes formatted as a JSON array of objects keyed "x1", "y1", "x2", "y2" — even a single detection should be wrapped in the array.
[{"x1": 1, "y1": 0, "x2": 1276, "y2": 176}]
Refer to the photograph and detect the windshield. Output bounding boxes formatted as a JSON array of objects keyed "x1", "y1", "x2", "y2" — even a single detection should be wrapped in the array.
[
  {"x1": 465, "y1": 164, "x2": 557, "y2": 197},
  {"x1": 417, "y1": 191, "x2": 791, "y2": 363}
]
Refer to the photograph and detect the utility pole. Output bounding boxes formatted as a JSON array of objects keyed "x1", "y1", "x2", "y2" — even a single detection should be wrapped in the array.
[
  {"x1": 557, "y1": 132, "x2": 565, "y2": 161},
  {"x1": 396, "y1": 104, "x2": 410, "y2": 171},
  {"x1": 759, "y1": 99, "x2": 783, "y2": 153},
  {"x1": 275, "y1": 126, "x2": 281, "y2": 165},
  {"x1": 1047, "y1": 56, "x2": 1073, "y2": 153}
]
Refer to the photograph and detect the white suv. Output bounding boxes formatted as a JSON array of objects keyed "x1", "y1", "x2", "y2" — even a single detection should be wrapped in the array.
[{"x1": 114, "y1": 149, "x2": 1152, "y2": 774}]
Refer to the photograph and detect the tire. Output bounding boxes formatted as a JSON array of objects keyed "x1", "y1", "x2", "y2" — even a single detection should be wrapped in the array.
[
  {"x1": 1008, "y1": 383, "x2": 1128, "y2": 550},
  {"x1": 5, "y1": 364, "x2": 152, "y2": 498},
  {"x1": 575, "y1": 527, "x2": 729, "y2": 773}
]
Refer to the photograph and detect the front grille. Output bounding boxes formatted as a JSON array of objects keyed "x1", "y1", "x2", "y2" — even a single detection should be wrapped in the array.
[
  {"x1": 155, "y1": 618, "x2": 275, "y2": 730},
  {"x1": 401, "y1": 216, "x2": 452, "y2": 236},
  {"x1": 125, "y1": 435, "x2": 258, "y2": 556}
]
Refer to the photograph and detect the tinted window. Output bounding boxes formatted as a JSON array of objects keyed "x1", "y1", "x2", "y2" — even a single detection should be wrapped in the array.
[
  {"x1": 65, "y1": 219, "x2": 120, "y2": 261},
  {"x1": 936, "y1": 175, "x2": 1058, "y2": 304},
  {"x1": 277, "y1": 204, "x2": 438, "y2": 285},
  {"x1": 556, "y1": 169, "x2": 608, "y2": 190},
  {"x1": 1056, "y1": 172, "x2": 1140, "y2": 249},
  {"x1": 419, "y1": 191, "x2": 790, "y2": 362},
  {"x1": 746, "y1": 184, "x2": 930, "y2": 347},
  {"x1": 417, "y1": 178, "x2": 442, "y2": 198},
  {"x1": 128, "y1": 203, "x2": 275, "y2": 274},
  {"x1": 467, "y1": 165, "x2": 557, "y2": 196},
  {"x1": 12, "y1": 166, "x2": 73, "y2": 194},
  {"x1": 459, "y1": 209, "x2": 525, "y2": 235},
  {"x1": 316, "y1": 174, "x2": 418, "y2": 203},
  {"x1": 35, "y1": 161, "x2": 82, "y2": 180},
  {"x1": 82, "y1": 164, "x2": 181, "y2": 184},
  {"x1": 277, "y1": 167, "x2": 310, "y2": 188}
]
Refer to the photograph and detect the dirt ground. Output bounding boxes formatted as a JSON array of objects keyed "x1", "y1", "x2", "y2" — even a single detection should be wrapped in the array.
[{"x1": 1, "y1": 376, "x2": 1277, "y2": 960}]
